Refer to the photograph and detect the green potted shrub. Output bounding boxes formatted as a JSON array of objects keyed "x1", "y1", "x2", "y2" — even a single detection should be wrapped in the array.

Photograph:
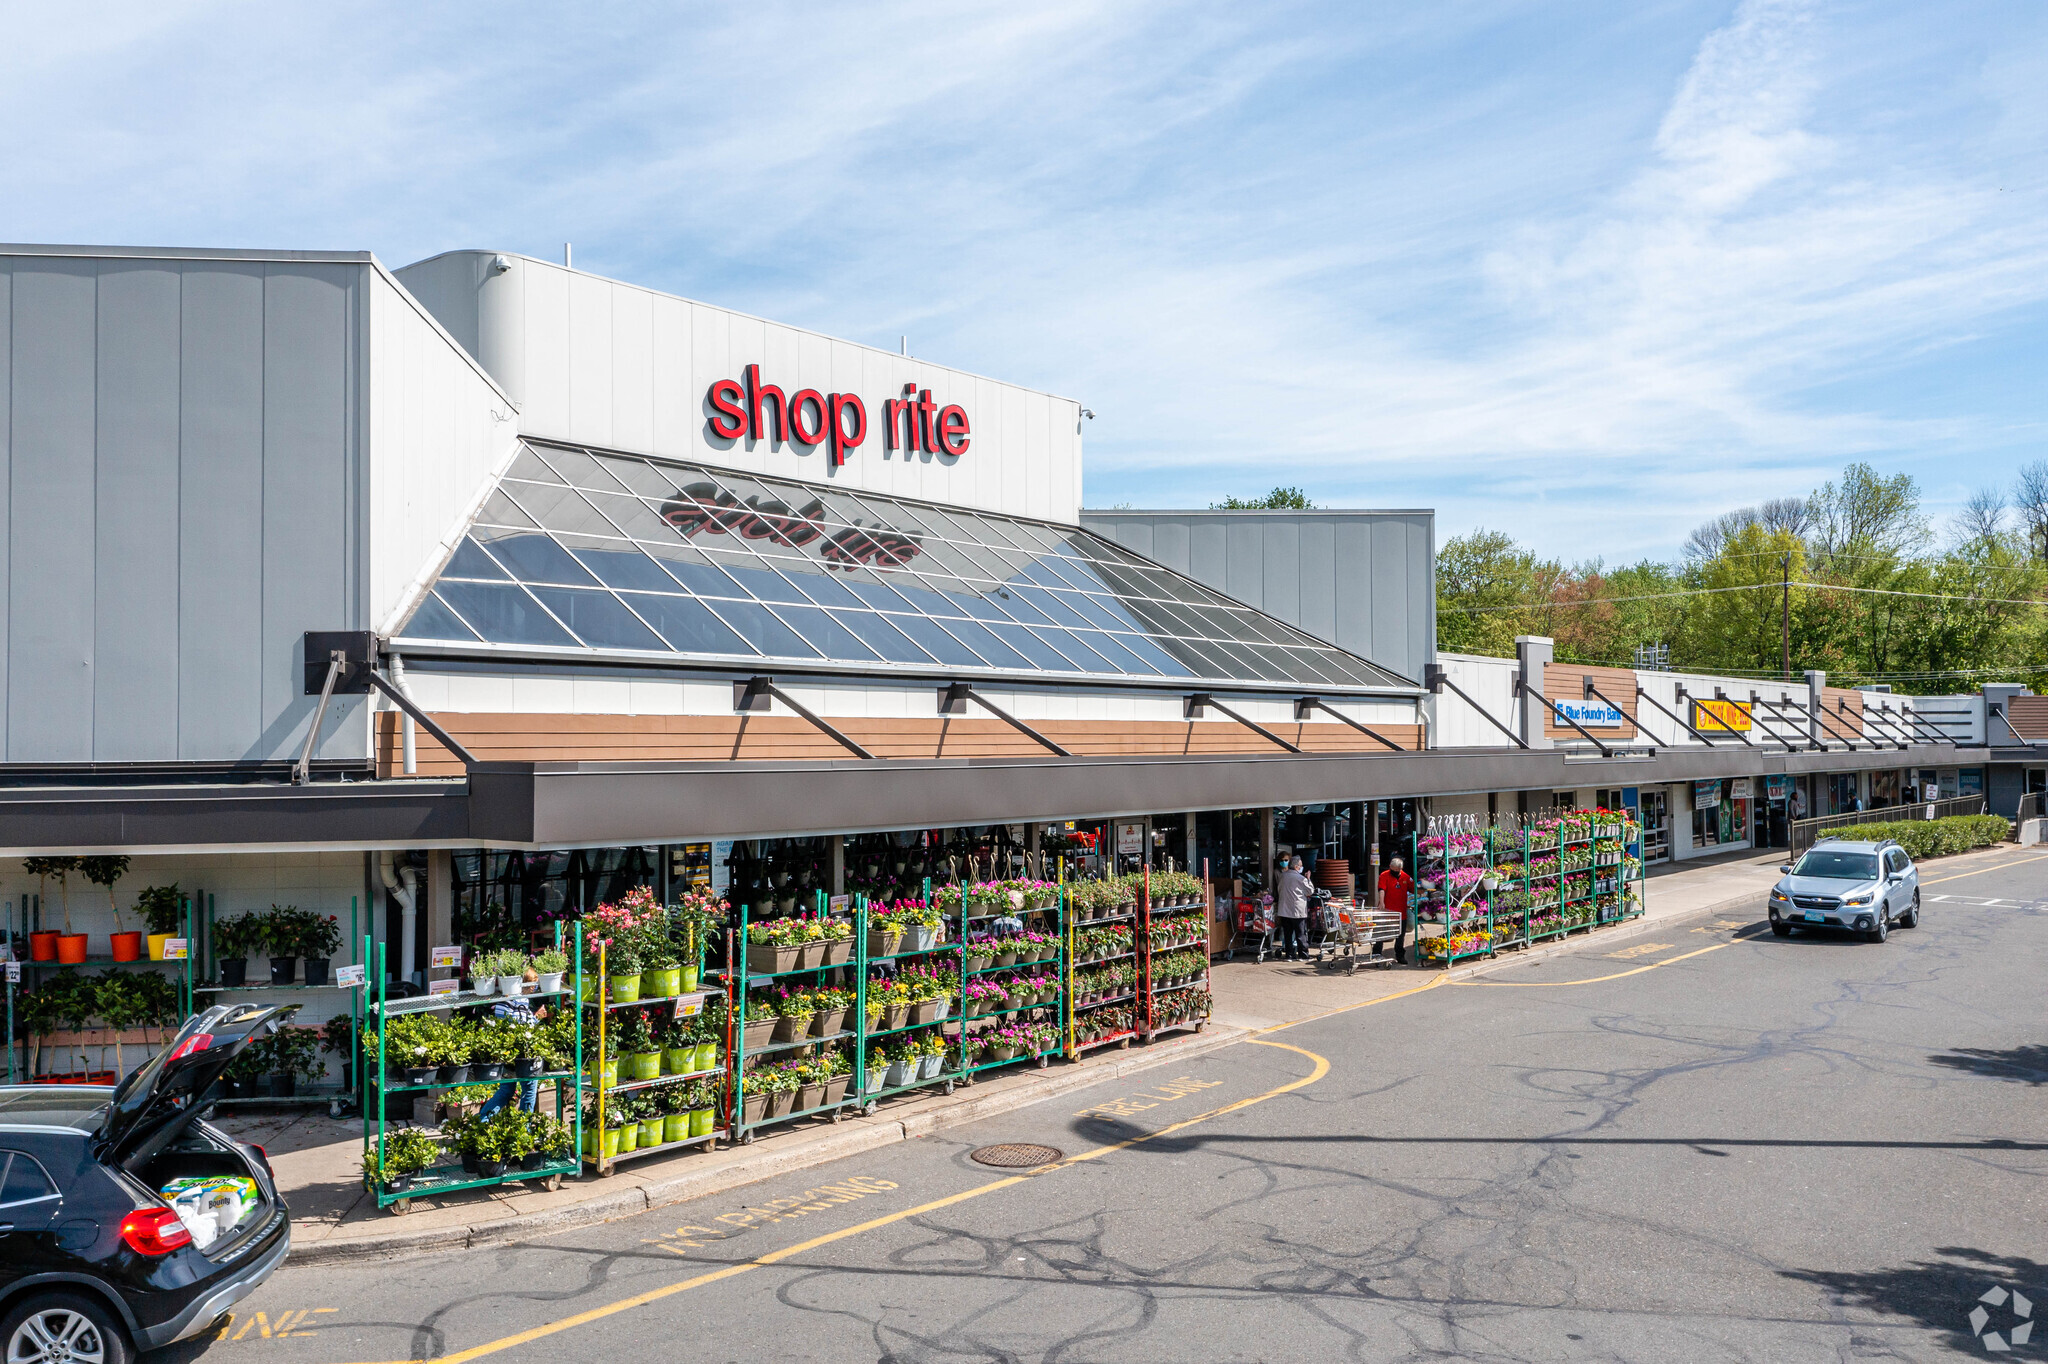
[
  {"x1": 211, "y1": 914, "x2": 263, "y2": 988},
  {"x1": 604, "y1": 940, "x2": 644, "y2": 1003},
  {"x1": 524, "y1": 1112, "x2": 571, "y2": 1171},
  {"x1": 258, "y1": 904, "x2": 300, "y2": 985},
  {"x1": 296, "y1": 909, "x2": 342, "y2": 987},
  {"x1": 640, "y1": 929, "x2": 682, "y2": 999},
  {"x1": 267, "y1": 1026, "x2": 320, "y2": 1098},
  {"x1": 136, "y1": 883, "x2": 185, "y2": 961},
  {"x1": 532, "y1": 946, "x2": 569, "y2": 995},
  {"x1": 684, "y1": 1079, "x2": 717, "y2": 1139},
  {"x1": 363, "y1": 1127, "x2": 441, "y2": 1193},
  {"x1": 471, "y1": 1106, "x2": 534, "y2": 1178},
  {"x1": 614, "y1": 1011, "x2": 661, "y2": 1081},
  {"x1": 470, "y1": 1015, "x2": 521, "y2": 1080},
  {"x1": 319, "y1": 1013, "x2": 357, "y2": 1094}
]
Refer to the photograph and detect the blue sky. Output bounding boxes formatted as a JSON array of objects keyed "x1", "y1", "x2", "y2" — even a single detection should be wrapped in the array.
[{"x1": 4, "y1": 0, "x2": 2042, "y2": 561}]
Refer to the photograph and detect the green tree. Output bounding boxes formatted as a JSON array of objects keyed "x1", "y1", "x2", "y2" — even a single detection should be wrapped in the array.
[{"x1": 1211, "y1": 487, "x2": 1315, "y2": 510}]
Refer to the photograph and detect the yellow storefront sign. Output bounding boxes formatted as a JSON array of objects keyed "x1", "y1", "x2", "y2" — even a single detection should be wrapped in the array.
[{"x1": 1692, "y1": 698, "x2": 1752, "y2": 733}]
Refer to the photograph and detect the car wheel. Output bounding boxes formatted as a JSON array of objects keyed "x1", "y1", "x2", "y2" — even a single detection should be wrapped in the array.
[
  {"x1": 1, "y1": 1293, "x2": 133, "y2": 1364},
  {"x1": 1771, "y1": 921, "x2": 1792, "y2": 937},
  {"x1": 1901, "y1": 890, "x2": 1919, "y2": 929},
  {"x1": 1868, "y1": 911, "x2": 1888, "y2": 944}
]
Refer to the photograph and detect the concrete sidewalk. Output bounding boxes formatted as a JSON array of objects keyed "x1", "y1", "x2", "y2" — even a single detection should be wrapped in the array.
[{"x1": 234, "y1": 840, "x2": 2026, "y2": 1262}]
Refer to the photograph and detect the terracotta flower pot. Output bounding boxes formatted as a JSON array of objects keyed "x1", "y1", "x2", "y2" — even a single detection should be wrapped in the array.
[
  {"x1": 868, "y1": 931, "x2": 904, "y2": 959},
  {"x1": 743, "y1": 1018, "x2": 778, "y2": 1051},
  {"x1": 747, "y1": 944, "x2": 797, "y2": 975},
  {"x1": 821, "y1": 939, "x2": 852, "y2": 966},
  {"x1": 57, "y1": 934, "x2": 89, "y2": 964},
  {"x1": 29, "y1": 932, "x2": 57, "y2": 962},
  {"x1": 110, "y1": 932, "x2": 143, "y2": 962}
]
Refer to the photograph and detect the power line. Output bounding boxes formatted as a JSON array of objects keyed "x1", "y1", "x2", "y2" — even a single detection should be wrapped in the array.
[{"x1": 1453, "y1": 580, "x2": 2048, "y2": 613}]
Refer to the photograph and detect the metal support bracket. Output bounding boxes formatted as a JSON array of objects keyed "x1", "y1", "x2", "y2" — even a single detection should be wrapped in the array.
[
  {"x1": 1515, "y1": 678, "x2": 1615, "y2": 757},
  {"x1": 1584, "y1": 677, "x2": 1663, "y2": 750},
  {"x1": 1721, "y1": 690, "x2": 1795, "y2": 753},
  {"x1": 364, "y1": 671, "x2": 481, "y2": 771},
  {"x1": 1294, "y1": 697, "x2": 1406, "y2": 752},
  {"x1": 939, "y1": 683, "x2": 1073, "y2": 757},
  {"x1": 1635, "y1": 685, "x2": 1731, "y2": 748},
  {"x1": 1751, "y1": 695, "x2": 1820, "y2": 751},
  {"x1": 735, "y1": 677, "x2": 876, "y2": 760},
  {"x1": 293, "y1": 651, "x2": 347, "y2": 785},
  {"x1": 1183, "y1": 693, "x2": 1302, "y2": 753}
]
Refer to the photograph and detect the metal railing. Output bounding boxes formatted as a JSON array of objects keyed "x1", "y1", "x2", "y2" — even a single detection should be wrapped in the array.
[{"x1": 1790, "y1": 794, "x2": 1988, "y2": 855}]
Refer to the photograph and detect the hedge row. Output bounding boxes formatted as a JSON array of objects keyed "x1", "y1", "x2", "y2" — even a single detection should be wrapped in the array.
[{"x1": 1815, "y1": 814, "x2": 2012, "y2": 860}]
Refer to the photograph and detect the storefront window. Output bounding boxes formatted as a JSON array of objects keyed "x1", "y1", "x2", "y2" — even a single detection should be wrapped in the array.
[{"x1": 452, "y1": 845, "x2": 663, "y2": 941}]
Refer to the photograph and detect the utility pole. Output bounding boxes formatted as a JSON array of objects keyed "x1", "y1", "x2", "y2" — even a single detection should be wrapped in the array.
[{"x1": 1780, "y1": 553, "x2": 1791, "y2": 681}]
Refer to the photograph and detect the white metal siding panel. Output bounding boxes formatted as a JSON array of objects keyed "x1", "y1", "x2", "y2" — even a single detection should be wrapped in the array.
[
  {"x1": 610, "y1": 283, "x2": 654, "y2": 456},
  {"x1": 0, "y1": 269, "x2": 11, "y2": 756},
  {"x1": 8, "y1": 263, "x2": 97, "y2": 761},
  {"x1": 520, "y1": 265, "x2": 571, "y2": 440},
  {"x1": 390, "y1": 254, "x2": 481, "y2": 362},
  {"x1": 649, "y1": 293, "x2": 691, "y2": 459},
  {"x1": 262, "y1": 264, "x2": 361, "y2": 759},
  {"x1": 178, "y1": 264, "x2": 266, "y2": 759},
  {"x1": 566, "y1": 271, "x2": 614, "y2": 451},
  {"x1": 94, "y1": 265, "x2": 182, "y2": 759},
  {"x1": 1147, "y1": 518, "x2": 1189, "y2": 574}
]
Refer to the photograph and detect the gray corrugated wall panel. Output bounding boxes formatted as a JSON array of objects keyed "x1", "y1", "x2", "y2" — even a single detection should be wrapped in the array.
[
  {"x1": 1371, "y1": 519, "x2": 1409, "y2": 673},
  {"x1": 1333, "y1": 518, "x2": 1372, "y2": 665},
  {"x1": 1108, "y1": 518, "x2": 1152, "y2": 560},
  {"x1": 1187, "y1": 517, "x2": 1226, "y2": 588},
  {"x1": 1223, "y1": 519, "x2": 1262, "y2": 606},
  {"x1": 94, "y1": 265, "x2": 182, "y2": 759},
  {"x1": 1298, "y1": 517, "x2": 1336, "y2": 645},
  {"x1": 0, "y1": 269, "x2": 10, "y2": 756},
  {"x1": 1149, "y1": 518, "x2": 1190, "y2": 574},
  {"x1": 260, "y1": 264, "x2": 362, "y2": 761},
  {"x1": 1414, "y1": 514, "x2": 1435, "y2": 677},
  {"x1": 1263, "y1": 518, "x2": 1301, "y2": 627},
  {"x1": 178, "y1": 264, "x2": 266, "y2": 759},
  {"x1": 8, "y1": 263, "x2": 97, "y2": 761}
]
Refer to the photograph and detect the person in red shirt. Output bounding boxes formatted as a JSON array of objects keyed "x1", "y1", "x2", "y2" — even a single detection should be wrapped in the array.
[{"x1": 1378, "y1": 857, "x2": 1413, "y2": 964}]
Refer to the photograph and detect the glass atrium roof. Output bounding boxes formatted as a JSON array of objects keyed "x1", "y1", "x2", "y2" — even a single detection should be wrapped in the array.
[{"x1": 393, "y1": 442, "x2": 1413, "y2": 692}]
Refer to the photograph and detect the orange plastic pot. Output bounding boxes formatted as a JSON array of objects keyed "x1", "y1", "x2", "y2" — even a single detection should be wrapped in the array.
[
  {"x1": 29, "y1": 931, "x2": 58, "y2": 961},
  {"x1": 110, "y1": 932, "x2": 143, "y2": 962},
  {"x1": 56, "y1": 934, "x2": 89, "y2": 964}
]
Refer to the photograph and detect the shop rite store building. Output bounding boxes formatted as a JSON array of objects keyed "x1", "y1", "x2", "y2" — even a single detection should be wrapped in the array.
[{"x1": 0, "y1": 242, "x2": 1992, "y2": 989}]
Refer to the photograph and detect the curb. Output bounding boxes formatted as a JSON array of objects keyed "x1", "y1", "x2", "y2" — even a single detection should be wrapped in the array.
[{"x1": 290, "y1": 1023, "x2": 1249, "y2": 1264}]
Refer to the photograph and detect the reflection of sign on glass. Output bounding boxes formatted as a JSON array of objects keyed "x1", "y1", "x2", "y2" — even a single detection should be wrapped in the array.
[
  {"x1": 430, "y1": 945, "x2": 464, "y2": 968},
  {"x1": 1116, "y1": 823, "x2": 1144, "y2": 856},
  {"x1": 1692, "y1": 699, "x2": 1751, "y2": 732},
  {"x1": 661, "y1": 484, "x2": 923, "y2": 574},
  {"x1": 1731, "y1": 777, "x2": 1753, "y2": 799},
  {"x1": 1554, "y1": 698, "x2": 1626, "y2": 729},
  {"x1": 711, "y1": 840, "x2": 733, "y2": 896},
  {"x1": 1693, "y1": 779, "x2": 1724, "y2": 811},
  {"x1": 162, "y1": 938, "x2": 189, "y2": 960}
]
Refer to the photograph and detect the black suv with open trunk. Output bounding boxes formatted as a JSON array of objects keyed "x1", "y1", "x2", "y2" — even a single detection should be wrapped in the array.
[{"x1": 0, "y1": 1003, "x2": 295, "y2": 1363}]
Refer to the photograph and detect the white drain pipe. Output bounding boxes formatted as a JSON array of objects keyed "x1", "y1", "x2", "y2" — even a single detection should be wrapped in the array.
[{"x1": 379, "y1": 852, "x2": 419, "y2": 984}]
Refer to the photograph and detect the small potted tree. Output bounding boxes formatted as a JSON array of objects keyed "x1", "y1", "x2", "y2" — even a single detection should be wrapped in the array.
[
  {"x1": 260, "y1": 905, "x2": 299, "y2": 985},
  {"x1": 21, "y1": 857, "x2": 77, "y2": 961},
  {"x1": 80, "y1": 856, "x2": 138, "y2": 961}
]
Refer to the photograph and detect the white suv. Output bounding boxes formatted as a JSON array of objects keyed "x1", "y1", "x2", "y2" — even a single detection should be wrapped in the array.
[{"x1": 1767, "y1": 839, "x2": 1920, "y2": 943}]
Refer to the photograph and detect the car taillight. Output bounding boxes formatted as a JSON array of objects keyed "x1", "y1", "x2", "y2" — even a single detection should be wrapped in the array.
[
  {"x1": 165, "y1": 1033, "x2": 214, "y2": 1062},
  {"x1": 120, "y1": 1207, "x2": 193, "y2": 1256},
  {"x1": 249, "y1": 1143, "x2": 272, "y2": 1175}
]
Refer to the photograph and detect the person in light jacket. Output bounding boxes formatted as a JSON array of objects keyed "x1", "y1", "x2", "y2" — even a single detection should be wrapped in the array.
[{"x1": 1274, "y1": 856, "x2": 1313, "y2": 962}]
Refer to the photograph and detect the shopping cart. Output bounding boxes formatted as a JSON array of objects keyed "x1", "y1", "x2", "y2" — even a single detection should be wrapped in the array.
[
  {"x1": 1313, "y1": 900, "x2": 1404, "y2": 974},
  {"x1": 1226, "y1": 899, "x2": 1276, "y2": 963}
]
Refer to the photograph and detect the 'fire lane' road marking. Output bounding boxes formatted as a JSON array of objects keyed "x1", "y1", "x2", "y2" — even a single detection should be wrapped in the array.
[
  {"x1": 1075, "y1": 1074, "x2": 1224, "y2": 1120},
  {"x1": 328, "y1": 1041, "x2": 1330, "y2": 1364}
]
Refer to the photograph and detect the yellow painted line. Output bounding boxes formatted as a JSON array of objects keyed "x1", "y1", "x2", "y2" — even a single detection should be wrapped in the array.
[
  {"x1": 1458, "y1": 938, "x2": 1744, "y2": 987},
  {"x1": 1922, "y1": 851, "x2": 2048, "y2": 885},
  {"x1": 333, "y1": 1043, "x2": 1331, "y2": 1364}
]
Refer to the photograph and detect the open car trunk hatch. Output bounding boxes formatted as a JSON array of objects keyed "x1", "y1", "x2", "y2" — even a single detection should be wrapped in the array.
[{"x1": 96, "y1": 1003, "x2": 299, "y2": 1170}]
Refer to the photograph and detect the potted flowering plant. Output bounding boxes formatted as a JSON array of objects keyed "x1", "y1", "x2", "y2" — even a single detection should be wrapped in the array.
[
  {"x1": 363, "y1": 1127, "x2": 441, "y2": 1193},
  {"x1": 532, "y1": 947, "x2": 569, "y2": 995},
  {"x1": 916, "y1": 1031, "x2": 948, "y2": 1080},
  {"x1": 769, "y1": 987, "x2": 815, "y2": 1043},
  {"x1": 881, "y1": 1038, "x2": 917, "y2": 1088},
  {"x1": 758, "y1": 1061, "x2": 803, "y2": 1118},
  {"x1": 210, "y1": 913, "x2": 264, "y2": 988},
  {"x1": 809, "y1": 986, "x2": 853, "y2": 1038},
  {"x1": 614, "y1": 1011, "x2": 660, "y2": 1080},
  {"x1": 819, "y1": 915, "x2": 854, "y2": 967},
  {"x1": 746, "y1": 919, "x2": 802, "y2": 974}
]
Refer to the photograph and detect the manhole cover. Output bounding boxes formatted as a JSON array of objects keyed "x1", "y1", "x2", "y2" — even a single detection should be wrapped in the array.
[{"x1": 969, "y1": 1143, "x2": 1064, "y2": 1168}]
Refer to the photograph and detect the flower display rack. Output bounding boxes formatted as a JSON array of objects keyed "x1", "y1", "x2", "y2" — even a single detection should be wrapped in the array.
[
  {"x1": 583, "y1": 928, "x2": 721, "y2": 1175},
  {"x1": 855, "y1": 894, "x2": 967, "y2": 1109},
  {"x1": 729, "y1": 900, "x2": 867, "y2": 1143},
  {"x1": 5, "y1": 891, "x2": 199, "y2": 1085},
  {"x1": 1138, "y1": 867, "x2": 1210, "y2": 1043},
  {"x1": 944, "y1": 879, "x2": 1065, "y2": 1082},
  {"x1": 361, "y1": 923, "x2": 585, "y2": 1215},
  {"x1": 1412, "y1": 809, "x2": 1647, "y2": 963},
  {"x1": 1066, "y1": 888, "x2": 1138, "y2": 1055}
]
